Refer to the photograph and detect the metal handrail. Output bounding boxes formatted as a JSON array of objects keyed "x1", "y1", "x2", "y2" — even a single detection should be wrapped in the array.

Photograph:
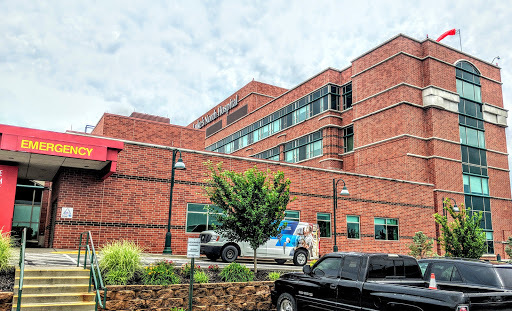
[
  {"x1": 77, "y1": 232, "x2": 107, "y2": 310},
  {"x1": 16, "y1": 228, "x2": 27, "y2": 311}
]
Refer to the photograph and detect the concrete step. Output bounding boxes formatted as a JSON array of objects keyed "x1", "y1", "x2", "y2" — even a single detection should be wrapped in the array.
[
  {"x1": 13, "y1": 292, "x2": 96, "y2": 304},
  {"x1": 14, "y1": 284, "x2": 90, "y2": 295},
  {"x1": 16, "y1": 276, "x2": 90, "y2": 286},
  {"x1": 16, "y1": 267, "x2": 90, "y2": 278},
  {"x1": 11, "y1": 301, "x2": 96, "y2": 311}
]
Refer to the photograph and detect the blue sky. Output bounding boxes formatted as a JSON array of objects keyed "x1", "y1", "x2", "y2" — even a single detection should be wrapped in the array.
[{"x1": 1, "y1": 1, "x2": 511, "y2": 170}]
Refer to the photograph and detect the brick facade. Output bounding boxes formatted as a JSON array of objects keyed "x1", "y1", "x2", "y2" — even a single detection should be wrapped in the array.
[{"x1": 39, "y1": 34, "x2": 512, "y2": 259}]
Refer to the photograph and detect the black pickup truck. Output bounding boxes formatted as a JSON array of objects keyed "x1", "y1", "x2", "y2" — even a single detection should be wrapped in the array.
[{"x1": 271, "y1": 252, "x2": 512, "y2": 311}]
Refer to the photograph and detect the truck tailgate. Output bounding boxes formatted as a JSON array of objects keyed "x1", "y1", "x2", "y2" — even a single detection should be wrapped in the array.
[{"x1": 467, "y1": 291, "x2": 512, "y2": 311}]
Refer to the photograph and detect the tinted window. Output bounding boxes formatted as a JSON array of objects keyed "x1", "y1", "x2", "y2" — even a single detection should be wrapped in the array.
[
  {"x1": 313, "y1": 257, "x2": 341, "y2": 278},
  {"x1": 457, "y1": 264, "x2": 500, "y2": 287},
  {"x1": 404, "y1": 258, "x2": 422, "y2": 278},
  {"x1": 340, "y1": 256, "x2": 360, "y2": 281},
  {"x1": 368, "y1": 257, "x2": 396, "y2": 279},
  {"x1": 430, "y1": 263, "x2": 462, "y2": 282},
  {"x1": 419, "y1": 262, "x2": 429, "y2": 276},
  {"x1": 496, "y1": 267, "x2": 512, "y2": 289}
]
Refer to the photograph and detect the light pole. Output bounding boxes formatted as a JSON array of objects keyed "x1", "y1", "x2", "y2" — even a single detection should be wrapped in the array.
[
  {"x1": 163, "y1": 149, "x2": 186, "y2": 254},
  {"x1": 443, "y1": 197, "x2": 459, "y2": 216},
  {"x1": 333, "y1": 178, "x2": 349, "y2": 252}
]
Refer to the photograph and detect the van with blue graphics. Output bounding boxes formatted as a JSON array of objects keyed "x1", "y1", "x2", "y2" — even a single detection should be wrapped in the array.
[{"x1": 199, "y1": 221, "x2": 320, "y2": 266}]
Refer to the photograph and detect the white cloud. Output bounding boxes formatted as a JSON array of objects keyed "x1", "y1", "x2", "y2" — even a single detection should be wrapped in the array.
[{"x1": 0, "y1": 0, "x2": 512, "y2": 184}]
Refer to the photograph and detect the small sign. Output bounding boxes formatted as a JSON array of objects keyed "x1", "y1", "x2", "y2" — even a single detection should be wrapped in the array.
[
  {"x1": 187, "y1": 238, "x2": 201, "y2": 258},
  {"x1": 61, "y1": 207, "x2": 73, "y2": 219}
]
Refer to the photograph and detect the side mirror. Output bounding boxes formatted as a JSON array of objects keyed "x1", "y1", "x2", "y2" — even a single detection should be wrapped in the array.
[{"x1": 303, "y1": 265, "x2": 312, "y2": 274}]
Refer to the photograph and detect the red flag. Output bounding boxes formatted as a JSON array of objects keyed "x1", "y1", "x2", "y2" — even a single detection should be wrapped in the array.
[{"x1": 436, "y1": 29, "x2": 458, "y2": 42}]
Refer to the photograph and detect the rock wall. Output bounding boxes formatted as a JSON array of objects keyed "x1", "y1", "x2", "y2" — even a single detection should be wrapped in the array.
[{"x1": 99, "y1": 281, "x2": 275, "y2": 311}]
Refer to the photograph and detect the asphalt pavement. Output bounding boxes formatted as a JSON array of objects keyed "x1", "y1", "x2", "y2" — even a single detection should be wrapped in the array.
[{"x1": 10, "y1": 247, "x2": 303, "y2": 271}]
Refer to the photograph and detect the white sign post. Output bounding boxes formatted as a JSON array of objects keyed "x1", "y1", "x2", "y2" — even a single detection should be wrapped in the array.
[{"x1": 187, "y1": 238, "x2": 201, "y2": 311}]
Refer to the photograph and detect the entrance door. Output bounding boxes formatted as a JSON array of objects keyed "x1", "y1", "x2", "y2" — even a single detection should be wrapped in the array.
[{"x1": 12, "y1": 183, "x2": 44, "y2": 243}]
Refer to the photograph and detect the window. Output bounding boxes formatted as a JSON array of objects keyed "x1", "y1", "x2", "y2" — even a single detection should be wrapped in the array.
[
  {"x1": 429, "y1": 263, "x2": 463, "y2": 282},
  {"x1": 252, "y1": 146, "x2": 280, "y2": 161},
  {"x1": 460, "y1": 126, "x2": 485, "y2": 148},
  {"x1": 374, "y1": 218, "x2": 399, "y2": 240},
  {"x1": 317, "y1": 213, "x2": 331, "y2": 237},
  {"x1": 461, "y1": 146, "x2": 487, "y2": 168},
  {"x1": 340, "y1": 256, "x2": 360, "y2": 281},
  {"x1": 342, "y1": 83, "x2": 352, "y2": 110},
  {"x1": 343, "y1": 126, "x2": 354, "y2": 152},
  {"x1": 284, "y1": 210, "x2": 300, "y2": 221},
  {"x1": 284, "y1": 131, "x2": 323, "y2": 163},
  {"x1": 485, "y1": 231, "x2": 494, "y2": 254},
  {"x1": 186, "y1": 203, "x2": 222, "y2": 233},
  {"x1": 347, "y1": 215, "x2": 360, "y2": 239},
  {"x1": 312, "y1": 257, "x2": 341, "y2": 278},
  {"x1": 463, "y1": 175, "x2": 489, "y2": 195}
]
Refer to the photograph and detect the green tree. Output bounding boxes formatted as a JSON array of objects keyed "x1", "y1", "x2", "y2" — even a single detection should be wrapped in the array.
[
  {"x1": 203, "y1": 162, "x2": 293, "y2": 273},
  {"x1": 434, "y1": 198, "x2": 486, "y2": 259},
  {"x1": 408, "y1": 231, "x2": 434, "y2": 259},
  {"x1": 505, "y1": 236, "x2": 512, "y2": 259}
]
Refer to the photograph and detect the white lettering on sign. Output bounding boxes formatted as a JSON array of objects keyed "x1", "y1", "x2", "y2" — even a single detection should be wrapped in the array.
[
  {"x1": 187, "y1": 238, "x2": 201, "y2": 258},
  {"x1": 194, "y1": 95, "x2": 238, "y2": 129}
]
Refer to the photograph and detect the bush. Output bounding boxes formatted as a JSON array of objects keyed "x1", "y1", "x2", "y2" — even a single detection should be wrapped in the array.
[
  {"x1": 170, "y1": 308, "x2": 186, "y2": 311},
  {"x1": 408, "y1": 231, "x2": 434, "y2": 258},
  {"x1": 193, "y1": 270, "x2": 209, "y2": 283},
  {"x1": 220, "y1": 262, "x2": 254, "y2": 282},
  {"x1": 143, "y1": 260, "x2": 180, "y2": 285},
  {"x1": 505, "y1": 236, "x2": 512, "y2": 259},
  {"x1": 99, "y1": 240, "x2": 143, "y2": 285},
  {"x1": 0, "y1": 230, "x2": 13, "y2": 272},
  {"x1": 181, "y1": 262, "x2": 201, "y2": 277},
  {"x1": 268, "y1": 271, "x2": 281, "y2": 281},
  {"x1": 208, "y1": 264, "x2": 220, "y2": 272}
]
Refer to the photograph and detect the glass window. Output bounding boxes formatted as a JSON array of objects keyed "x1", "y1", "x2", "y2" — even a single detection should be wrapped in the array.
[
  {"x1": 317, "y1": 213, "x2": 331, "y2": 237},
  {"x1": 313, "y1": 257, "x2": 341, "y2": 278},
  {"x1": 347, "y1": 215, "x2": 360, "y2": 239},
  {"x1": 457, "y1": 264, "x2": 500, "y2": 287},
  {"x1": 186, "y1": 204, "x2": 222, "y2": 233},
  {"x1": 272, "y1": 120, "x2": 280, "y2": 133},
  {"x1": 252, "y1": 130, "x2": 259, "y2": 143},
  {"x1": 344, "y1": 126, "x2": 354, "y2": 152},
  {"x1": 374, "y1": 217, "x2": 399, "y2": 240},
  {"x1": 464, "y1": 175, "x2": 489, "y2": 195},
  {"x1": 496, "y1": 268, "x2": 512, "y2": 288},
  {"x1": 340, "y1": 256, "x2": 360, "y2": 281},
  {"x1": 285, "y1": 150, "x2": 294, "y2": 163},
  {"x1": 284, "y1": 210, "x2": 300, "y2": 221}
]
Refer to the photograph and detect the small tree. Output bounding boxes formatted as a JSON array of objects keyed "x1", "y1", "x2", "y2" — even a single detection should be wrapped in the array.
[
  {"x1": 434, "y1": 198, "x2": 486, "y2": 259},
  {"x1": 408, "y1": 231, "x2": 434, "y2": 259},
  {"x1": 203, "y1": 162, "x2": 293, "y2": 273},
  {"x1": 505, "y1": 236, "x2": 512, "y2": 259}
]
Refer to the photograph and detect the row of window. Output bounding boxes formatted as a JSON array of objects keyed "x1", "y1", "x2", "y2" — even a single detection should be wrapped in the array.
[
  {"x1": 185, "y1": 204, "x2": 399, "y2": 241},
  {"x1": 206, "y1": 83, "x2": 353, "y2": 154},
  {"x1": 456, "y1": 61, "x2": 493, "y2": 254}
]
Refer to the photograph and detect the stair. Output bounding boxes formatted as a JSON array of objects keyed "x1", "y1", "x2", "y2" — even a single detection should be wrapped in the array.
[{"x1": 13, "y1": 267, "x2": 96, "y2": 311}]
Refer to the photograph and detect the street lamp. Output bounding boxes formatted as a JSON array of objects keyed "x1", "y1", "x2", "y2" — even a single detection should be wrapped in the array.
[
  {"x1": 163, "y1": 149, "x2": 186, "y2": 254},
  {"x1": 333, "y1": 178, "x2": 349, "y2": 252},
  {"x1": 443, "y1": 197, "x2": 459, "y2": 216}
]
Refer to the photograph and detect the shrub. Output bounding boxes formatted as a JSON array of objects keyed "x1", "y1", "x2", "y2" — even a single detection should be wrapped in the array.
[
  {"x1": 505, "y1": 236, "x2": 512, "y2": 259},
  {"x1": 181, "y1": 262, "x2": 201, "y2": 277},
  {"x1": 208, "y1": 264, "x2": 220, "y2": 272},
  {"x1": 268, "y1": 271, "x2": 281, "y2": 281},
  {"x1": 193, "y1": 270, "x2": 209, "y2": 283},
  {"x1": 0, "y1": 230, "x2": 13, "y2": 272},
  {"x1": 220, "y1": 262, "x2": 254, "y2": 282},
  {"x1": 143, "y1": 260, "x2": 180, "y2": 285},
  {"x1": 170, "y1": 308, "x2": 186, "y2": 311},
  {"x1": 408, "y1": 231, "x2": 434, "y2": 258},
  {"x1": 99, "y1": 240, "x2": 143, "y2": 285}
]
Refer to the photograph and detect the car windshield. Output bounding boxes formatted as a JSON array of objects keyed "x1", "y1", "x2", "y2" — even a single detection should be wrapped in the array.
[{"x1": 496, "y1": 267, "x2": 512, "y2": 289}]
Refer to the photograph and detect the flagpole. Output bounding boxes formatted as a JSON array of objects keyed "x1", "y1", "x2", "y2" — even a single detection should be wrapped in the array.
[{"x1": 458, "y1": 29, "x2": 462, "y2": 51}]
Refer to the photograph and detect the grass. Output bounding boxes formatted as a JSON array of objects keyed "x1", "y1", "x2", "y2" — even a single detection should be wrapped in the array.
[
  {"x1": 99, "y1": 240, "x2": 143, "y2": 285},
  {"x1": 0, "y1": 230, "x2": 13, "y2": 273}
]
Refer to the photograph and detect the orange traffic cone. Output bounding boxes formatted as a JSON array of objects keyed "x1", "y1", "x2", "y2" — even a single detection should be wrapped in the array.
[{"x1": 429, "y1": 273, "x2": 437, "y2": 289}]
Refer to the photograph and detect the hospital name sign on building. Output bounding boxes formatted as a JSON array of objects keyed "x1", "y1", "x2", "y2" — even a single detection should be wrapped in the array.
[{"x1": 193, "y1": 95, "x2": 238, "y2": 129}]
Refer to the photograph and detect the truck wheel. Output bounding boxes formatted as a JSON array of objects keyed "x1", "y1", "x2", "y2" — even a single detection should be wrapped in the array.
[
  {"x1": 275, "y1": 259, "x2": 287, "y2": 265},
  {"x1": 206, "y1": 254, "x2": 219, "y2": 261},
  {"x1": 293, "y1": 249, "x2": 308, "y2": 266},
  {"x1": 277, "y1": 293, "x2": 297, "y2": 311},
  {"x1": 221, "y1": 245, "x2": 238, "y2": 263}
]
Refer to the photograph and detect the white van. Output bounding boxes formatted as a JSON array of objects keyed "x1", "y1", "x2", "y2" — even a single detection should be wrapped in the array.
[{"x1": 199, "y1": 221, "x2": 319, "y2": 266}]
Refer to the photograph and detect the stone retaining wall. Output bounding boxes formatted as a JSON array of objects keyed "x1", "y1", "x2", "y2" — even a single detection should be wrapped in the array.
[
  {"x1": 99, "y1": 281, "x2": 275, "y2": 311},
  {"x1": 0, "y1": 292, "x2": 13, "y2": 311}
]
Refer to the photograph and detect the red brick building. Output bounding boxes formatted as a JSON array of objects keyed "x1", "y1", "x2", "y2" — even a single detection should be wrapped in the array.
[{"x1": 1, "y1": 34, "x2": 511, "y2": 258}]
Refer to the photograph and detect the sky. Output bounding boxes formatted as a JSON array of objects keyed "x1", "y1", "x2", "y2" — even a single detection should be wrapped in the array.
[{"x1": 1, "y1": 1, "x2": 512, "y2": 175}]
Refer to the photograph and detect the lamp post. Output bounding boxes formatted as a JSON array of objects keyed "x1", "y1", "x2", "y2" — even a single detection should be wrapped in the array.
[
  {"x1": 333, "y1": 178, "x2": 349, "y2": 252},
  {"x1": 443, "y1": 197, "x2": 459, "y2": 216},
  {"x1": 163, "y1": 149, "x2": 186, "y2": 254}
]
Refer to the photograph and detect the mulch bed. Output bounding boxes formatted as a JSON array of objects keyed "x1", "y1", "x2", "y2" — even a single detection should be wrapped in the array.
[{"x1": 0, "y1": 267, "x2": 14, "y2": 292}]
